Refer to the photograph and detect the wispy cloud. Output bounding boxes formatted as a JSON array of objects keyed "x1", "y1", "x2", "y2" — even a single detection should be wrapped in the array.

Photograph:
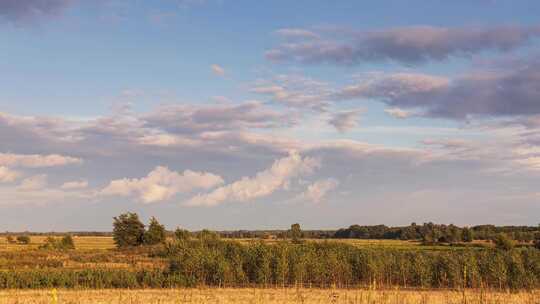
[
  {"x1": 0, "y1": 0, "x2": 73, "y2": 25},
  {"x1": 211, "y1": 64, "x2": 226, "y2": 76},
  {"x1": 267, "y1": 25, "x2": 540, "y2": 65}
]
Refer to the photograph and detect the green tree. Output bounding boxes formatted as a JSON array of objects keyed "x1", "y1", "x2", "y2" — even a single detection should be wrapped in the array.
[
  {"x1": 534, "y1": 232, "x2": 540, "y2": 250},
  {"x1": 113, "y1": 212, "x2": 145, "y2": 248},
  {"x1": 60, "y1": 235, "x2": 75, "y2": 249},
  {"x1": 462, "y1": 227, "x2": 474, "y2": 243},
  {"x1": 494, "y1": 233, "x2": 514, "y2": 251},
  {"x1": 289, "y1": 223, "x2": 302, "y2": 243},
  {"x1": 16, "y1": 235, "x2": 30, "y2": 244},
  {"x1": 144, "y1": 216, "x2": 167, "y2": 245},
  {"x1": 174, "y1": 228, "x2": 191, "y2": 241}
]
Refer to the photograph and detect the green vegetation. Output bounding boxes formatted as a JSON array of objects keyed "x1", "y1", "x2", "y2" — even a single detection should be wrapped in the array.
[
  {"x1": 289, "y1": 223, "x2": 303, "y2": 244},
  {"x1": 16, "y1": 235, "x2": 30, "y2": 245},
  {"x1": 39, "y1": 235, "x2": 75, "y2": 251},
  {"x1": 0, "y1": 236, "x2": 539, "y2": 289},
  {"x1": 0, "y1": 214, "x2": 538, "y2": 290},
  {"x1": 112, "y1": 212, "x2": 145, "y2": 247},
  {"x1": 144, "y1": 217, "x2": 167, "y2": 245}
]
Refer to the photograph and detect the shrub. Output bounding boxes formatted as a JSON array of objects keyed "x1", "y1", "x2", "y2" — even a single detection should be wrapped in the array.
[
  {"x1": 6, "y1": 235, "x2": 16, "y2": 244},
  {"x1": 144, "y1": 217, "x2": 166, "y2": 245},
  {"x1": 16, "y1": 235, "x2": 31, "y2": 244},
  {"x1": 174, "y1": 228, "x2": 191, "y2": 241},
  {"x1": 39, "y1": 235, "x2": 75, "y2": 251},
  {"x1": 494, "y1": 233, "x2": 514, "y2": 251}
]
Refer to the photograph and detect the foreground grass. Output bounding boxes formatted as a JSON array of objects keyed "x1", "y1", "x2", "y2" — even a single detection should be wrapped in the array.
[{"x1": 0, "y1": 288, "x2": 538, "y2": 304}]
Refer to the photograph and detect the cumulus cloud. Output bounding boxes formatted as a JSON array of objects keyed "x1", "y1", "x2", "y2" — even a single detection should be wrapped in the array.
[
  {"x1": 0, "y1": 153, "x2": 82, "y2": 168},
  {"x1": 186, "y1": 151, "x2": 320, "y2": 206},
  {"x1": 0, "y1": 166, "x2": 19, "y2": 183},
  {"x1": 297, "y1": 178, "x2": 339, "y2": 203},
  {"x1": 328, "y1": 109, "x2": 363, "y2": 133},
  {"x1": 0, "y1": 0, "x2": 73, "y2": 24},
  {"x1": 61, "y1": 180, "x2": 88, "y2": 190},
  {"x1": 102, "y1": 166, "x2": 224, "y2": 203},
  {"x1": 267, "y1": 25, "x2": 540, "y2": 65},
  {"x1": 211, "y1": 64, "x2": 226, "y2": 76}
]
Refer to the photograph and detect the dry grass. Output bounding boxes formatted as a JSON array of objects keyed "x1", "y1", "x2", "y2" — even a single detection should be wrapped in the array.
[
  {"x1": 1, "y1": 236, "x2": 490, "y2": 252},
  {"x1": 0, "y1": 288, "x2": 538, "y2": 304},
  {"x1": 0, "y1": 236, "x2": 115, "y2": 251}
]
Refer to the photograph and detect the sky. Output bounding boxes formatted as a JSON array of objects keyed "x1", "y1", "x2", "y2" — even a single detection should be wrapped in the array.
[{"x1": 1, "y1": 0, "x2": 540, "y2": 231}]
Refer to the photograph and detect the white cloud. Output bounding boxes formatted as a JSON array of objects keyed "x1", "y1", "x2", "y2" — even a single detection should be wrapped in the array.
[
  {"x1": 297, "y1": 178, "x2": 339, "y2": 203},
  {"x1": 102, "y1": 166, "x2": 224, "y2": 203},
  {"x1": 186, "y1": 151, "x2": 320, "y2": 206},
  {"x1": 211, "y1": 64, "x2": 225, "y2": 76},
  {"x1": 0, "y1": 166, "x2": 19, "y2": 183},
  {"x1": 61, "y1": 180, "x2": 89, "y2": 190},
  {"x1": 384, "y1": 107, "x2": 412, "y2": 119},
  {"x1": 275, "y1": 28, "x2": 320, "y2": 40},
  {"x1": 0, "y1": 153, "x2": 82, "y2": 168}
]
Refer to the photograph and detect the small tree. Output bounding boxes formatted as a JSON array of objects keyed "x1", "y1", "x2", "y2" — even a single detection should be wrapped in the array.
[
  {"x1": 462, "y1": 227, "x2": 474, "y2": 243},
  {"x1": 534, "y1": 232, "x2": 540, "y2": 250},
  {"x1": 494, "y1": 233, "x2": 514, "y2": 251},
  {"x1": 290, "y1": 223, "x2": 302, "y2": 243},
  {"x1": 16, "y1": 235, "x2": 31, "y2": 244},
  {"x1": 144, "y1": 216, "x2": 166, "y2": 245},
  {"x1": 174, "y1": 228, "x2": 191, "y2": 241},
  {"x1": 60, "y1": 235, "x2": 75, "y2": 249},
  {"x1": 113, "y1": 212, "x2": 145, "y2": 248}
]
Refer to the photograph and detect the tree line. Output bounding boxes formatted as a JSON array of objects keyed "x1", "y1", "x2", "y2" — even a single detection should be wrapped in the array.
[{"x1": 334, "y1": 223, "x2": 540, "y2": 244}]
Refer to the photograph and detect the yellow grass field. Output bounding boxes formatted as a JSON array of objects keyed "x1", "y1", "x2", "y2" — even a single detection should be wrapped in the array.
[
  {"x1": 0, "y1": 235, "x2": 472, "y2": 252},
  {"x1": 0, "y1": 288, "x2": 538, "y2": 304}
]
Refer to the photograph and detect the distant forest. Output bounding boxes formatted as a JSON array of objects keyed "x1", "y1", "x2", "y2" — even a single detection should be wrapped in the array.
[{"x1": 3, "y1": 223, "x2": 540, "y2": 244}]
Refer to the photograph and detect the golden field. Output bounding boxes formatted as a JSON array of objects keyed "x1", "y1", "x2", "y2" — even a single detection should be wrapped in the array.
[
  {"x1": 0, "y1": 288, "x2": 539, "y2": 304},
  {"x1": 0, "y1": 236, "x2": 476, "y2": 252}
]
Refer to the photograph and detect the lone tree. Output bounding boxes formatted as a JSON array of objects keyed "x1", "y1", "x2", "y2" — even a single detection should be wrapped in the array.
[
  {"x1": 113, "y1": 212, "x2": 145, "y2": 248},
  {"x1": 144, "y1": 216, "x2": 166, "y2": 245},
  {"x1": 494, "y1": 233, "x2": 514, "y2": 251},
  {"x1": 462, "y1": 227, "x2": 474, "y2": 243},
  {"x1": 289, "y1": 223, "x2": 302, "y2": 243}
]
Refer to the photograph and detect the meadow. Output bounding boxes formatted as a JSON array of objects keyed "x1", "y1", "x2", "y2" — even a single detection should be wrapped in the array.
[{"x1": 0, "y1": 234, "x2": 539, "y2": 303}]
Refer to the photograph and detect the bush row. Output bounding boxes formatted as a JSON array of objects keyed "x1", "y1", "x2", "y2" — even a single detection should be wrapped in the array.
[{"x1": 1, "y1": 240, "x2": 539, "y2": 289}]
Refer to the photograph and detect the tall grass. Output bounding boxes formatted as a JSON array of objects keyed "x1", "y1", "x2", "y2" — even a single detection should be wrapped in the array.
[{"x1": 0, "y1": 288, "x2": 539, "y2": 304}]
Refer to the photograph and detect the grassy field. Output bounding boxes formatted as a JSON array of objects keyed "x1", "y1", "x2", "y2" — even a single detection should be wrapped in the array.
[
  {"x1": 0, "y1": 236, "x2": 484, "y2": 252},
  {"x1": 0, "y1": 236, "x2": 116, "y2": 251},
  {"x1": 1, "y1": 288, "x2": 538, "y2": 304}
]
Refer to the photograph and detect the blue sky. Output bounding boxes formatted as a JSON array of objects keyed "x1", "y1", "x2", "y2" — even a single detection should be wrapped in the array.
[{"x1": 1, "y1": 0, "x2": 540, "y2": 231}]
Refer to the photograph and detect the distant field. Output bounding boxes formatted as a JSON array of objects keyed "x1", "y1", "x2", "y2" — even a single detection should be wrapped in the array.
[
  {"x1": 1, "y1": 288, "x2": 538, "y2": 304},
  {"x1": 0, "y1": 236, "x2": 116, "y2": 251},
  {"x1": 0, "y1": 236, "x2": 487, "y2": 251}
]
